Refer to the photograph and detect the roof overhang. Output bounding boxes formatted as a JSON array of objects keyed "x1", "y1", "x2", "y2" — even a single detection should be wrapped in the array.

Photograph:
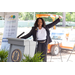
[{"x1": 0, "y1": 12, "x2": 18, "y2": 17}]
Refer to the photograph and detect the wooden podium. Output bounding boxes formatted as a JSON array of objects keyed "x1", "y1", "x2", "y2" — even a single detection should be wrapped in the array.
[{"x1": 7, "y1": 38, "x2": 36, "y2": 62}]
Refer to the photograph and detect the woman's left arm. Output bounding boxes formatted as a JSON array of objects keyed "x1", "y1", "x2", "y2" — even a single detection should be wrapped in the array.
[{"x1": 46, "y1": 16, "x2": 62, "y2": 28}]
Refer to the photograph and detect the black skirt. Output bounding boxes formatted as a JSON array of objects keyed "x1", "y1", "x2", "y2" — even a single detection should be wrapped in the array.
[{"x1": 35, "y1": 41, "x2": 47, "y2": 62}]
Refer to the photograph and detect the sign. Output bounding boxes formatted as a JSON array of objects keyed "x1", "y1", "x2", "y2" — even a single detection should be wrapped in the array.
[
  {"x1": 1, "y1": 13, "x2": 18, "y2": 50},
  {"x1": 11, "y1": 49, "x2": 22, "y2": 62},
  {"x1": 51, "y1": 32, "x2": 64, "y2": 40}
]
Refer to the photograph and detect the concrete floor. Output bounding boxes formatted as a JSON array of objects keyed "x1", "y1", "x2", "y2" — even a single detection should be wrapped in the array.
[{"x1": 47, "y1": 50, "x2": 75, "y2": 62}]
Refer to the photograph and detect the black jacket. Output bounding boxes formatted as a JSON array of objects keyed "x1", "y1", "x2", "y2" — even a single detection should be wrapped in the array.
[{"x1": 21, "y1": 18, "x2": 60, "y2": 45}]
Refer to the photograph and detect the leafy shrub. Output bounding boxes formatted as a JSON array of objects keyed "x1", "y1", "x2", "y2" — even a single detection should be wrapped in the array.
[
  {"x1": 0, "y1": 49, "x2": 9, "y2": 62},
  {"x1": 21, "y1": 51, "x2": 45, "y2": 62}
]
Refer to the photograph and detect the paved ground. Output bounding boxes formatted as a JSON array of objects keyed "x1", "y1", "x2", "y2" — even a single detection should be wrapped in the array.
[{"x1": 47, "y1": 50, "x2": 75, "y2": 62}]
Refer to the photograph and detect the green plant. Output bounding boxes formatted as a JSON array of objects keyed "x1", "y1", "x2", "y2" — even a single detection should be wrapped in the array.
[
  {"x1": 21, "y1": 51, "x2": 45, "y2": 62},
  {"x1": 0, "y1": 49, "x2": 9, "y2": 62}
]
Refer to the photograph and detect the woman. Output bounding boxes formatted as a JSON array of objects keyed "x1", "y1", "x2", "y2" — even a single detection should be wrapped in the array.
[{"x1": 20, "y1": 16, "x2": 62, "y2": 62}]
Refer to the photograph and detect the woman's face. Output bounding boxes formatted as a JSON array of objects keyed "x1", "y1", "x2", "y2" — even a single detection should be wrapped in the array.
[{"x1": 38, "y1": 19, "x2": 43, "y2": 27}]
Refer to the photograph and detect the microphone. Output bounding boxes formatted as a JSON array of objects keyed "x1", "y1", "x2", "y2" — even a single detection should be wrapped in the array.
[{"x1": 17, "y1": 32, "x2": 25, "y2": 38}]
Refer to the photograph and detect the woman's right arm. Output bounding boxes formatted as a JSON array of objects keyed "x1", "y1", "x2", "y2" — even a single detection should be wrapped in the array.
[
  {"x1": 46, "y1": 18, "x2": 60, "y2": 28},
  {"x1": 20, "y1": 27, "x2": 33, "y2": 39}
]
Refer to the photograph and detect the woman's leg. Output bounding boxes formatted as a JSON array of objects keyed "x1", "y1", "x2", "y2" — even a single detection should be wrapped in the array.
[
  {"x1": 41, "y1": 42, "x2": 47, "y2": 62},
  {"x1": 35, "y1": 42, "x2": 42, "y2": 54},
  {"x1": 35, "y1": 42, "x2": 47, "y2": 62}
]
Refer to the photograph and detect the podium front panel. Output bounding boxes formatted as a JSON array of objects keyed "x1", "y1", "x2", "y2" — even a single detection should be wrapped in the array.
[{"x1": 8, "y1": 44, "x2": 25, "y2": 62}]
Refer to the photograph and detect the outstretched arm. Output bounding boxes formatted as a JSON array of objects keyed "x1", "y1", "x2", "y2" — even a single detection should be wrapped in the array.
[{"x1": 46, "y1": 16, "x2": 62, "y2": 28}]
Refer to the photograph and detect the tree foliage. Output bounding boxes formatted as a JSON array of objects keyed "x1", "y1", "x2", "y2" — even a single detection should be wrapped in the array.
[
  {"x1": 19, "y1": 12, "x2": 75, "y2": 22},
  {"x1": 19, "y1": 12, "x2": 34, "y2": 20}
]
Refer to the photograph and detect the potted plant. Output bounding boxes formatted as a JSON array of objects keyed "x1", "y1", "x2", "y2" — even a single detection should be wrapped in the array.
[
  {"x1": 21, "y1": 51, "x2": 45, "y2": 62},
  {"x1": 0, "y1": 49, "x2": 8, "y2": 62}
]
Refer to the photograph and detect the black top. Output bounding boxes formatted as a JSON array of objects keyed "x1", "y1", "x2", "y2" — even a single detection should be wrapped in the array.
[{"x1": 21, "y1": 18, "x2": 60, "y2": 45}]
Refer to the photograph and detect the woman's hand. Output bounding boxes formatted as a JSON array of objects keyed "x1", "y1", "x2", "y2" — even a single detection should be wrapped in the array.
[
  {"x1": 17, "y1": 37, "x2": 21, "y2": 39},
  {"x1": 59, "y1": 16, "x2": 62, "y2": 19}
]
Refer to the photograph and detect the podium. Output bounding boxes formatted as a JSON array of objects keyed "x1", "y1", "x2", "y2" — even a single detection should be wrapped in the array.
[{"x1": 7, "y1": 38, "x2": 36, "y2": 62}]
